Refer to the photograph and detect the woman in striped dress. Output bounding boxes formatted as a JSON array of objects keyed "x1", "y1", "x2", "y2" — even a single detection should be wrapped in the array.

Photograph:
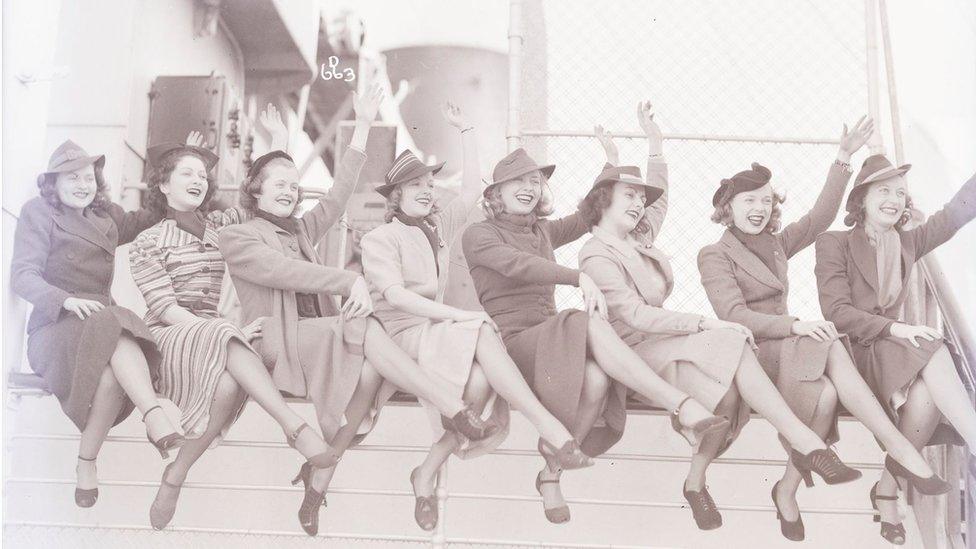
[{"x1": 129, "y1": 108, "x2": 343, "y2": 530}]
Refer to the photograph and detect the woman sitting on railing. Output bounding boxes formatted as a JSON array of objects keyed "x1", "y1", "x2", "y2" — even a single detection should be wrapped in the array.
[
  {"x1": 360, "y1": 104, "x2": 592, "y2": 532},
  {"x1": 11, "y1": 140, "x2": 185, "y2": 510},
  {"x1": 219, "y1": 90, "x2": 497, "y2": 537},
  {"x1": 815, "y1": 158, "x2": 976, "y2": 545},
  {"x1": 699, "y1": 118, "x2": 948, "y2": 543}
]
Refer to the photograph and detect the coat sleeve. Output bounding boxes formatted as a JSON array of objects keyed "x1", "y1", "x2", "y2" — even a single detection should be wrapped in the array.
[
  {"x1": 904, "y1": 171, "x2": 976, "y2": 258},
  {"x1": 544, "y1": 211, "x2": 591, "y2": 249},
  {"x1": 219, "y1": 224, "x2": 358, "y2": 295},
  {"x1": 814, "y1": 232, "x2": 894, "y2": 341},
  {"x1": 360, "y1": 229, "x2": 404, "y2": 295},
  {"x1": 10, "y1": 201, "x2": 71, "y2": 324},
  {"x1": 128, "y1": 231, "x2": 180, "y2": 323},
  {"x1": 697, "y1": 245, "x2": 796, "y2": 338},
  {"x1": 103, "y1": 202, "x2": 163, "y2": 245},
  {"x1": 643, "y1": 158, "x2": 669, "y2": 242},
  {"x1": 779, "y1": 160, "x2": 852, "y2": 258},
  {"x1": 581, "y1": 252, "x2": 701, "y2": 335},
  {"x1": 462, "y1": 223, "x2": 579, "y2": 286},
  {"x1": 435, "y1": 195, "x2": 474, "y2": 245},
  {"x1": 300, "y1": 147, "x2": 367, "y2": 244}
]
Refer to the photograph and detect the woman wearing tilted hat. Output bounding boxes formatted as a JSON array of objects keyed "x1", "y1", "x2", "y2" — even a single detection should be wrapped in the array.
[
  {"x1": 360, "y1": 104, "x2": 591, "y2": 531},
  {"x1": 580, "y1": 105, "x2": 866, "y2": 532},
  {"x1": 11, "y1": 139, "x2": 185, "y2": 509},
  {"x1": 815, "y1": 156, "x2": 976, "y2": 544},
  {"x1": 699, "y1": 117, "x2": 946, "y2": 542},
  {"x1": 220, "y1": 91, "x2": 497, "y2": 536}
]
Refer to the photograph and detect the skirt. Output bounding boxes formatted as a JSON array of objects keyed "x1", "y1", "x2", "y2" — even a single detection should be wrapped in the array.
[
  {"x1": 151, "y1": 317, "x2": 251, "y2": 442},
  {"x1": 389, "y1": 317, "x2": 509, "y2": 458},
  {"x1": 502, "y1": 309, "x2": 626, "y2": 457},
  {"x1": 26, "y1": 305, "x2": 159, "y2": 431},
  {"x1": 631, "y1": 328, "x2": 751, "y2": 454}
]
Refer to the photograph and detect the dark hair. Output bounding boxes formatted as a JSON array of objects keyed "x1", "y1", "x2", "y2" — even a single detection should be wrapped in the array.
[
  {"x1": 843, "y1": 189, "x2": 914, "y2": 228},
  {"x1": 383, "y1": 184, "x2": 441, "y2": 223},
  {"x1": 578, "y1": 182, "x2": 650, "y2": 234},
  {"x1": 145, "y1": 150, "x2": 218, "y2": 216},
  {"x1": 238, "y1": 156, "x2": 304, "y2": 218},
  {"x1": 37, "y1": 164, "x2": 111, "y2": 213},
  {"x1": 710, "y1": 189, "x2": 786, "y2": 233}
]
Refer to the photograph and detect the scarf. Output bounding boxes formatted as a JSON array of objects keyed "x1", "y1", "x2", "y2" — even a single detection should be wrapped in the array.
[
  {"x1": 865, "y1": 224, "x2": 903, "y2": 309},
  {"x1": 254, "y1": 209, "x2": 300, "y2": 235},
  {"x1": 730, "y1": 227, "x2": 779, "y2": 276},
  {"x1": 166, "y1": 207, "x2": 207, "y2": 240},
  {"x1": 394, "y1": 211, "x2": 444, "y2": 274}
]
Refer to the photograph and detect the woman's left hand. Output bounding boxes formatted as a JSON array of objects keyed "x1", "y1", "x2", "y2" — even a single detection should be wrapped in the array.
[
  {"x1": 185, "y1": 131, "x2": 205, "y2": 148},
  {"x1": 241, "y1": 317, "x2": 266, "y2": 343},
  {"x1": 259, "y1": 103, "x2": 289, "y2": 149},
  {"x1": 637, "y1": 100, "x2": 663, "y2": 155},
  {"x1": 594, "y1": 125, "x2": 619, "y2": 165},
  {"x1": 838, "y1": 115, "x2": 874, "y2": 160}
]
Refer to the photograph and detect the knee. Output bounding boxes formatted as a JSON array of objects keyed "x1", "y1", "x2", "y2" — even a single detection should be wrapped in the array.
[
  {"x1": 214, "y1": 373, "x2": 243, "y2": 403},
  {"x1": 226, "y1": 339, "x2": 256, "y2": 362},
  {"x1": 359, "y1": 361, "x2": 382, "y2": 387},
  {"x1": 818, "y1": 378, "x2": 838, "y2": 410},
  {"x1": 582, "y1": 361, "x2": 610, "y2": 401}
]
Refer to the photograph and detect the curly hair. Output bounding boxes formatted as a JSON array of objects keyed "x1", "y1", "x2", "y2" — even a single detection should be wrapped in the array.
[
  {"x1": 145, "y1": 150, "x2": 218, "y2": 216},
  {"x1": 37, "y1": 164, "x2": 112, "y2": 213},
  {"x1": 843, "y1": 189, "x2": 914, "y2": 228},
  {"x1": 481, "y1": 176, "x2": 554, "y2": 219},
  {"x1": 383, "y1": 184, "x2": 441, "y2": 223},
  {"x1": 710, "y1": 190, "x2": 786, "y2": 233},
  {"x1": 577, "y1": 182, "x2": 650, "y2": 234},
  {"x1": 238, "y1": 157, "x2": 304, "y2": 218}
]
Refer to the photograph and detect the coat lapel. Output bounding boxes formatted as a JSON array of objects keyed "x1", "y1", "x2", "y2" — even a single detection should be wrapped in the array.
[
  {"x1": 591, "y1": 229, "x2": 673, "y2": 302},
  {"x1": 634, "y1": 245, "x2": 674, "y2": 296},
  {"x1": 849, "y1": 227, "x2": 881, "y2": 295},
  {"x1": 52, "y1": 209, "x2": 115, "y2": 253},
  {"x1": 719, "y1": 230, "x2": 785, "y2": 291}
]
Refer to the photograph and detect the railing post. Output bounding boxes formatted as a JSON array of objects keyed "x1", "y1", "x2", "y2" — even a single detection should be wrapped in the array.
[
  {"x1": 506, "y1": 0, "x2": 524, "y2": 153},
  {"x1": 431, "y1": 461, "x2": 448, "y2": 548}
]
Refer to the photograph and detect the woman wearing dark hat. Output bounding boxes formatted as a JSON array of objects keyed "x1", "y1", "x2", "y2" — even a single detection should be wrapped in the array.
[
  {"x1": 11, "y1": 139, "x2": 185, "y2": 509},
  {"x1": 128, "y1": 105, "x2": 349, "y2": 531},
  {"x1": 699, "y1": 117, "x2": 946, "y2": 541},
  {"x1": 360, "y1": 103, "x2": 590, "y2": 531},
  {"x1": 815, "y1": 157, "x2": 976, "y2": 544},
  {"x1": 220, "y1": 91, "x2": 497, "y2": 536}
]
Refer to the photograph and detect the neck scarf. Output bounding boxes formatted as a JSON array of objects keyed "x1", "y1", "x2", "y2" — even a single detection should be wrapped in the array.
[
  {"x1": 255, "y1": 209, "x2": 300, "y2": 235},
  {"x1": 865, "y1": 224, "x2": 903, "y2": 309},
  {"x1": 394, "y1": 212, "x2": 443, "y2": 274},
  {"x1": 729, "y1": 227, "x2": 780, "y2": 276},
  {"x1": 166, "y1": 207, "x2": 207, "y2": 240}
]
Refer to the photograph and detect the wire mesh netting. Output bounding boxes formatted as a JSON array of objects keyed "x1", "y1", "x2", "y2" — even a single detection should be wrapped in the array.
[{"x1": 519, "y1": 0, "x2": 870, "y2": 319}]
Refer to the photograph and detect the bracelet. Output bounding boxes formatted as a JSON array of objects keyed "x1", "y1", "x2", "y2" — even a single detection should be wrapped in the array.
[
  {"x1": 833, "y1": 158, "x2": 852, "y2": 173},
  {"x1": 460, "y1": 126, "x2": 474, "y2": 134},
  {"x1": 697, "y1": 317, "x2": 706, "y2": 332}
]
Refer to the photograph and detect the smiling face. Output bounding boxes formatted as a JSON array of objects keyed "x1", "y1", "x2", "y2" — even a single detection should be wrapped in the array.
[
  {"x1": 729, "y1": 184, "x2": 774, "y2": 234},
  {"x1": 160, "y1": 155, "x2": 209, "y2": 211},
  {"x1": 498, "y1": 170, "x2": 544, "y2": 215},
  {"x1": 861, "y1": 175, "x2": 908, "y2": 229},
  {"x1": 397, "y1": 172, "x2": 436, "y2": 218},
  {"x1": 254, "y1": 159, "x2": 301, "y2": 217},
  {"x1": 603, "y1": 182, "x2": 646, "y2": 233},
  {"x1": 54, "y1": 165, "x2": 98, "y2": 209}
]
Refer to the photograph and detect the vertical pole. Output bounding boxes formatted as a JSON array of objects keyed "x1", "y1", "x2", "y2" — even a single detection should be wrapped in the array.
[
  {"x1": 877, "y1": 0, "x2": 904, "y2": 164},
  {"x1": 863, "y1": 0, "x2": 885, "y2": 155},
  {"x1": 506, "y1": 0, "x2": 524, "y2": 152},
  {"x1": 431, "y1": 461, "x2": 449, "y2": 549},
  {"x1": 293, "y1": 83, "x2": 312, "y2": 154}
]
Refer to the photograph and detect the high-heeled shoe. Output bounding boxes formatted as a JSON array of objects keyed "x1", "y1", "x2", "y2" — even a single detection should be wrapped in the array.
[
  {"x1": 884, "y1": 455, "x2": 951, "y2": 495},
  {"x1": 440, "y1": 406, "x2": 498, "y2": 441},
  {"x1": 409, "y1": 467, "x2": 438, "y2": 531},
  {"x1": 291, "y1": 461, "x2": 326, "y2": 536},
  {"x1": 74, "y1": 455, "x2": 98, "y2": 508},
  {"x1": 537, "y1": 438, "x2": 593, "y2": 470},
  {"x1": 771, "y1": 481, "x2": 804, "y2": 541},
  {"x1": 149, "y1": 462, "x2": 183, "y2": 530},
  {"x1": 683, "y1": 483, "x2": 721, "y2": 530},
  {"x1": 286, "y1": 423, "x2": 341, "y2": 469},
  {"x1": 788, "y1": 447, "x2": 861, "y2": 487},
  {"x1": 535, "y1": 469, "x2": 570, "y2": 524},
  {"x1": 870, "y1": 482, "x2": 906, "y2": 545},
  {"x1": 143, "y1": 405, "x2": 185, "y2": 459},
  {"x1": 670, "y1": 396, "x2": 730, "y2": 446}
]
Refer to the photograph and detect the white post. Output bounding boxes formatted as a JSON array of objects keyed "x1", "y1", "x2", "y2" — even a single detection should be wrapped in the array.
[
  {"x1": 863, "y1": 0, "x2": 885, "y2": 155},
  {"x1": 431, "y1": 461, "x2": 449, "y2": 549},
  {"x1": 506, "y1": 0, "x2": 524, "y2": 152},
  {"x1": 877, "y1": 0, "x2": 904, "y2": 164}
]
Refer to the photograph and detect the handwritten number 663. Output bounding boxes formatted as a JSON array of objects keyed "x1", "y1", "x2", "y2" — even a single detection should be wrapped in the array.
[{"x1": 320, "y1": 56, "x2": 356, "y2": 82}]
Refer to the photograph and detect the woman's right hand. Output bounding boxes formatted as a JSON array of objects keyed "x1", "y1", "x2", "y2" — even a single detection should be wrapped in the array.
[
  {"x1": 454, "y1": 309, "x2": 499, "y2": 332},
  {"x1": 579, "y1": 273, "x2": 609, "y2": 320},
  {"x1": 637, "y1": 100, "x2": 663, "y2": 155},
  {"x1": 701, "y1": 318, "x2": 756, "y2": 347},
  {"x1": 837, "y1": 115, "x2": 874, "y2": 162},
  {"x1": 791, "y1": 319, "x2": 839, "y2": 342},
  {"x1": 62, "y1": 297, "x2": 105, "y2": 320},
  {"x1": 240, "y1": 317, "x2": 266, "y2": 343},
  {"x1": 890, "y1": 322, "x2": 942, "y2": 348},
  {"x1": 353, "y1": 83, "x2": 385, "y2": 124},
  {"x1": 594, "y1": 125, "x2": 619, "y2": 165},
  {"x1": 342, "y1": 276, "x2": 374, "y2": 320}
]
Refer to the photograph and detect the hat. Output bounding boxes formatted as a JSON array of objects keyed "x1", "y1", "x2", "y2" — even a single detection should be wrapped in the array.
[
  {"x1": 146, "y1": 142, "x2": 219, "y2": 171},
  {"x1": 845, "y1": 154, "x2": 911, "y2": 211},
  {"x1": 484, "y1": 148, "x2": 556, "y2": 197},
  {"x1": 375, "y1": 150, "x2": 445, "y2": 197},
  {"x1": 711, "y1": 162, "x2": 773, "y2": 206},
  {"x1": 42, "y1": 140, "x2": 105, "y2": 176},
  {"x1": 590, "y1": 165, "x2": 664, "y2": 205},
  {"x1": 247, "y1": 150, "x2": 294, "y2": 181}
]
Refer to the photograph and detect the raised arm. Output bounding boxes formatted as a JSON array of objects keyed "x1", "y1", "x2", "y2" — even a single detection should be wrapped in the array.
[
  {"x1": 462, "y1": 223, "x2": 579, "y2": 287},
  {"x1": 814, "y1": 232, "x2": 894, "y2": 341},
  {"x1": 10, "y1": 201, "x2": 70, "y2": 325},
  {"x1": 435, "y1": 102, "x2": 483, "y2": 242},
  {"x1": 638, "y1": 100, "x2": 669, "y2": 241},
  {"x1": 905, "y1": 171, "x2": 976, "y2": 258}
]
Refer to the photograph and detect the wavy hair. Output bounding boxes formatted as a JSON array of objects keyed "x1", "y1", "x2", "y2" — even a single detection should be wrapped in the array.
[
  {"x1": 36, "y1": 164, "x2": 111, "y2": 213},
  {"x1": 481, "y1": 174, "x2": 554, "y2": 219},
  {"x1": 843, "y1": 190, "x2": 914, "y2": 228},
  {"x1": 145, "y1": 150, "x2": 218, "y2": 216},
  {"x1": 577, "y1": 182, "x2": 650, "y2": 235},
  {"x1": 238, "y1": 157, "x2": 305, "y2": 218},
  {"x1": 383, "y1": 184, "x2": 442, "y2": 223},
  {"x1": 710, "y1": 190, "x2": 786, "y2": 233}
]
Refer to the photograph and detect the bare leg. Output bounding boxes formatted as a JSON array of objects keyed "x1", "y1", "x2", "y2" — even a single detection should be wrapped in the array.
[
  {"x1": 108, "y1": 334, "x2": 178, "y2": 440},
  {"x1": 685, "y1": 386, "x2": 740, "y2": 492},
  {"x1": 76, "y1": 367, "x2": 128, "y2": 490},
  {"x1": 918, "y1": 344, "x2": 976, "y2": 450}
]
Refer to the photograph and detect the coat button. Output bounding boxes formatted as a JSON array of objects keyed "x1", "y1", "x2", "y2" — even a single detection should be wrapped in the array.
[
  {"x1": 202, "y1": 288, "x2": 210, "y2": 295},
  {"x1": 198, "y1": 243, "x2": 207, "y2": 252},
  {"x1": 290, "y1": 242, "x2": 299, "y2": 251},
  {"x1": 773, "y1": 250, "x2": 780, "y2": 256},
  {"x1": 105, "y1": 255, "x2": 113, "y2": 263}
]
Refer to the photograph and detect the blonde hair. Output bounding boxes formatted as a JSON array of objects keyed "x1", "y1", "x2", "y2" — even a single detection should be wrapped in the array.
[
  {"x1": 710, "y1": 189, "x2": 786, "y2": 233},
  {"x1": 383, "y1": 184, "x2": 441, "y2": 223},
  {"x1": 481, "y1": 173, "x2": 554, "y2": 218}
]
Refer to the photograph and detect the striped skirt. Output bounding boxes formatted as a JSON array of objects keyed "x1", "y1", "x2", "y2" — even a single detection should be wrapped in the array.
[{"x1": 151, "y1": 318, "x2": 251, "y2": 443}]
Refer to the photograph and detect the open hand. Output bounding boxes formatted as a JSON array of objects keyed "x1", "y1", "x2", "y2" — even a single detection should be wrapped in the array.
[
  {"x1": 62, "y1": 297, "x2": 105, "y2": 320},
  {"x1": 259, "y1": 103, "x2": 289, "y2": 149},
  {"x1": 594, "y1": 125, "x2": 619, "y2": 165},
  {"x1": 353, "y1": 83, "x2": 385, "y2": 124},
  {"x1": 890, "y1": 323, "x2": 941, "y2": 348},
  {"x1": 791, "y1": 320, "x2": 839, "y2": 343},
  {"x1": 637, "y1": 100, "x2": 663, "y2": 154},
  {"x1": 185, "y1": 131, "x2": 205, "y2": 148},
  {"x1": 838, "y1": 115, "x2": 874, "y2": 158}
]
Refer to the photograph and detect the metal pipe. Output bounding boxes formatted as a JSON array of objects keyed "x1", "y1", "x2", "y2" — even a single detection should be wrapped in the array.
[
  {"x1": 520, "y1": 129, "x2": 840, "y2": 145},
  {"x1": 877, "y1": 0, "x2": 904, "y2": 163},
  {"x1": 863, "y1": 0, "x2": 885, "y2": 155},
  {"x1": 506, "y1": 0, "x2": 524, "y2": 152}
]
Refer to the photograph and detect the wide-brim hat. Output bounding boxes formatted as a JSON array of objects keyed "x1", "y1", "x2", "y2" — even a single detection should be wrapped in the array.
[
  {"x1": 483, "y1": 147, "x2": 555, "y2": 197},
  {"x1": 42, "y1": 140, "x2": 105, "y2": 176},
  {"x1": 375, "y1": 149, "x2": 445, "y2": 198},
  {"x1": 845, "y1": 154, "x2": 911, "y2": 211},
  {"x1": 711, "y1": 162, "x2": 773, "y2": 207},
  {"x1": 590, "y1": 164, "x2": 664, "y2": 206},
  {"x1": 146, "y1": 142, "x2": 220, "y2": 171}
]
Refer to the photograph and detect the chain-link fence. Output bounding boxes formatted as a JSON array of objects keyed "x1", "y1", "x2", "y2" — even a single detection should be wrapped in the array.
[{"x1": 515, "y1": 0, "x2": 869, "y2": 320}]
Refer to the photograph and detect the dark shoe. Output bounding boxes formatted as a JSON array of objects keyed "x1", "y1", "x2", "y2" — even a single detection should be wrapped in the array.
[
  {"x1": 789, "y1": 447, "x2": 861, "y2": 487},
  {"x1": 884, "y1": 455, "x2": 951, "y2": 495},
  {"x1": 535, "y1": 470, "x2": 570, "y2": 524},
  {"x1": 537, "y1": 438, "x2": 593, "y2": 471},
  {"x1": 683, "y1": 483, "x2": 722, "y2": 530},
  {"x1": 771, "y1": 481, "x2": 804, "y2": 542},
  {"x1": 441, "y1": 406, "x2": 498, "y2": 441},
  {"x1": 74, "y1": 455, "x2": 98, "y2": 508},
  {"x1": 286, "y1": 423, "x2": 341, "y2": 469},
  {"x1": 291, "y1": 461, "x2": 327, "y2": 536},
  {"x1": 870, "y1": 482, "x2": 906, "y2": 545},
  {"x1": 150, "y1": 463, "x2": 183, "y2": 530},
  {"x1": 143, "y1": 405, "x2": 185, "y2": 459},
  {"x1": 409, "y1": 467, "x2": 438, "y2": 531},
  {"x1": 670, "y1": 396, "x2": 730, "y2": 446}
]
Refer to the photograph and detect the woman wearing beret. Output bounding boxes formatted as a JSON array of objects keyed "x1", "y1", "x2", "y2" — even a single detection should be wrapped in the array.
[
  {"x1": 815, "y1": 157, "x2": 976, "y2": 544},
  {"x1": 220, "y1": 92, "x2": 497, "y2": 536},
  {"x1": 360, "y1": 104, "x2": 591, "y2": 531},
  {"x1": 128, "y1": 107, "x2": 352, "y2": 531},
  {"x1": 11, "y1": 140, "x2": 185, "y2": 509},
  {"x1": 699, "y1": 117, "x2": 946, "y2": 541}
]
